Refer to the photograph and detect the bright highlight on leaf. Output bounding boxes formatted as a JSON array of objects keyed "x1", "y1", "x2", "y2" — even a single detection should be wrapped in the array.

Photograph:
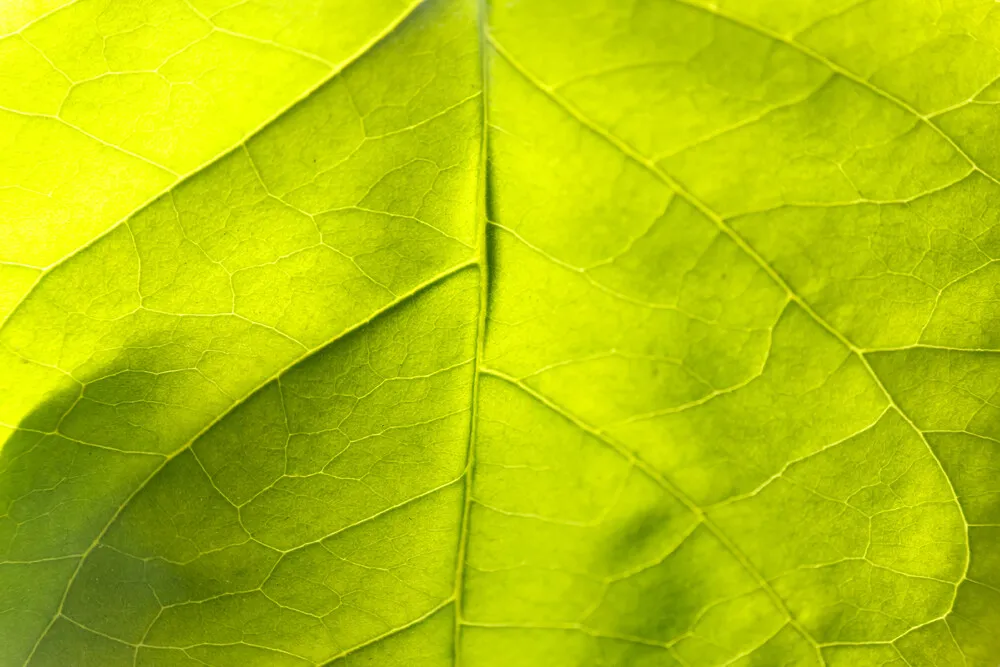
[{"x1": 1, "y1": 0, "x2": 998, "y2": 664}]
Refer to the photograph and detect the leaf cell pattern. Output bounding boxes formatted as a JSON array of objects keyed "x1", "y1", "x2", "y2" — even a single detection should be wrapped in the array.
[{"x1": 1, "y1": 0, "x2": 999, "y2": 665}]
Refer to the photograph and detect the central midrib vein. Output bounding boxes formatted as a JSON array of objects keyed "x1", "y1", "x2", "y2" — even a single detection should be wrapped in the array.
[
  {"x1": 451, "y1": 0, "x2": 493, "y2": 662},
  {"x1": 18, "y1": 1, "x2": 972, "y2": 664}
]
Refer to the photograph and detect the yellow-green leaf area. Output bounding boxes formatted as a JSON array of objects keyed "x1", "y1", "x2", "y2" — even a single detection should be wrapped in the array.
[{"x1": 1, "y1": 0, "x2": 998, "y2": 665}]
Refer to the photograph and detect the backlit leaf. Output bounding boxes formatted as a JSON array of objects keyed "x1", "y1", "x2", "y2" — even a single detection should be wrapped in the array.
[{"x1": 1, "y1": 0, "x2": 998, "y2": 665}]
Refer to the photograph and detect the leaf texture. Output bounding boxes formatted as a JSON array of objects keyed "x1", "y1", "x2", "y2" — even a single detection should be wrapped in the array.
[{"x1": 1, "y1": 0, "x2": 999, "y2": 665}]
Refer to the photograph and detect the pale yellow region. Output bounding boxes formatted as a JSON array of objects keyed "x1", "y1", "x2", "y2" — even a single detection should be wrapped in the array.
[
  {"x1": 0, "y1": 265, "x2": 40, "y2": 322},
  {"x1": 0, "y1": 35, "x2": 70, "y2": 114},
  {"x1": 0, "y1": 0, "x2": 72, "y2": 36},
  {"x1": 0, "y1": 349, "x2": 76, "y2": 441},
  {"x1": 61, "y1": 33, "x2": 330, "y2": 173},
  {"x1": 17, "y1": 0, "x2": 333, "y2": 174},
  {"x1": 0, "y1": 111, "x2": 174, "y2": 268},
  {"x1": 200, "y1": 0, "x2": 417, "y2": 63},
  {"x1": 20, "y1": 0, "x2": 212, "y2": 80},
  {"x1": 0, "y1": 0, "x2": 422, "y2": 328}
]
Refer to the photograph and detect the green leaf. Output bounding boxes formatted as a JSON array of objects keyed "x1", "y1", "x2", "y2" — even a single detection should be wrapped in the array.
[{"x1": 1, "y1": 0, "x2": 998, "y2": 665}]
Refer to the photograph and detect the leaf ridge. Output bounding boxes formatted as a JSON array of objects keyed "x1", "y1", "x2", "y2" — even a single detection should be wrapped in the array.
[
  {"x1": 452, "y1": 0, "x2": 492, "y2": 661},
  {"x1": 7, "y1": 3, "x2": 985, "y2": 663}
]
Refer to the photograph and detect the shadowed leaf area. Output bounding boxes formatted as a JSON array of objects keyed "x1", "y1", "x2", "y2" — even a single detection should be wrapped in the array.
[{"x1": 1, "y1": 0, "x2": 999, "y2": 665}]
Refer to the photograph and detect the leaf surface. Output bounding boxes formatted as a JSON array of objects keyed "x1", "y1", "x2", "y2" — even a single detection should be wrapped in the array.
[{"x1": 1, "y1": 0, "x2": 999, "y2": 665}]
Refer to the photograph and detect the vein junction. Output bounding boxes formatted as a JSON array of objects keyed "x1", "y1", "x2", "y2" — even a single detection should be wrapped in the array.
[{"x1": 2, "y1": 0, "x2": 998, "y2": 665}]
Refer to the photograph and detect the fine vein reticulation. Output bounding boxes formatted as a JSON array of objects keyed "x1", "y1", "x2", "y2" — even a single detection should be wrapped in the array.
[{"x1": 1, "y1": 0, "x2": 999, "y2": 666}]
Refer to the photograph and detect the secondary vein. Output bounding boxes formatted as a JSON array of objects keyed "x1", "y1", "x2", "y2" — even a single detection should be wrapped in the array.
[
  {"x1": 0, "y1": 0, "x2": 426, "y2": 335},
  {"x1": 18, "y1": 258, "x2": 476, "y2": 667}
]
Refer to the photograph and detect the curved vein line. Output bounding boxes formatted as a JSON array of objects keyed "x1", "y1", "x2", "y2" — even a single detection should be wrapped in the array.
[
  {"x1": 0, "y1": 106, "x2": 179, "y2": 177},
  {"x1": 18, "y1": 259, "x2": 475, "y2": 666},
  {"x1": 479, "y1": 368, "x2": 825, "y2": 660},
  {"x1": 0, "y1": 0, "x2": 426, "y2": 334},
  {"x1": 459, "y1": 620, "x2": 679, "y2": 650},
  {"x1": 278, "y1": 476, "x2": 464, "y2": 557},
  {"x1": 0, "y1": 0, "x2": 79, "y2": 39},
  {"x1": 488, "y1": 220, "x2": 695, "y2": 312},
  {"x1": 669, "y1": 0, "x2": 1000, "y2": 189},
  {"x1": 321, "y1": 597, "x2": 453, "y2": 665},
  {"x1": 179, "y1": 0, "x2": 337, "y2": 69}
]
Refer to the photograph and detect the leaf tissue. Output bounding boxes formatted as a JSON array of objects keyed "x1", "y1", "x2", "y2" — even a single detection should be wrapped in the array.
[{"x1": 1, "y1": 0, "x2": 998, "y2": 664}]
